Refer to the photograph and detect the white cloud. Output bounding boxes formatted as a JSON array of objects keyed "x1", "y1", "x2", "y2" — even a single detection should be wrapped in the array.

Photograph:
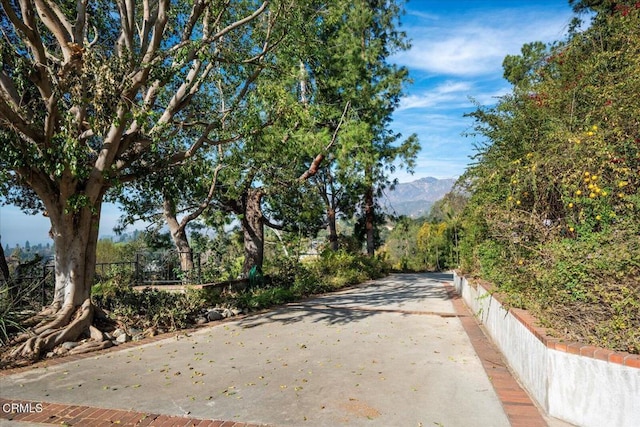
[
  {"x1": 397, "y1": 78, "x2": 510, "y2": 113},
  {"x1": 398, "y1": 80, "x2": 473, "y2": 111},
  {"x1": 389, "y1": 3, "x2": 577, "y2": 183},
  {"x1": 396, "y1": 6, "x2": 574, "y2": 78},
  {"x1": 472, "y1": 85, "x2": 511, "y2": 106},
  {"x1": 397, "y1": 33, "x2": 505, "y2": 76}
]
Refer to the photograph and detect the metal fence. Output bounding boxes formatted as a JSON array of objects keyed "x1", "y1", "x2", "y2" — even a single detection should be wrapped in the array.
[
  {"x1": 1, "y1": 260, "x2": 55, "y2": 309},
  {"x1": 97, "y1": 251, "x2": 203, "y2": 285},
  {"x1": 3, "y1": 251, "x2": 204, "y2": 309}
]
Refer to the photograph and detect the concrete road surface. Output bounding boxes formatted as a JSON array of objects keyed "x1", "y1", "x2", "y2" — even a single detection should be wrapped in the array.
[{"x1": 1, "y1": 273, "x2": 512, "y2": 426}]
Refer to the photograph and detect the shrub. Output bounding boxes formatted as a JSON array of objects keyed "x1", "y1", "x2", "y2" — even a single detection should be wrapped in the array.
[
  {"x1": 90, "y1": 250, "x2": 390, "y2": 335},
  {"x1": 227, "y1": 252, "x2": 389, "y2": 312},
  {"x1": 313, "y1": 250, "x2": 389, "y2": 287},
  {"x1": 93, "y1": 283, "x2": 205, "y2": 331},
  {"x1": 0, "y1": 283, "x2": 22, "y2": 345},
  {"x1": 459, "y1": 5, "x2": 640, "y2": 353}
]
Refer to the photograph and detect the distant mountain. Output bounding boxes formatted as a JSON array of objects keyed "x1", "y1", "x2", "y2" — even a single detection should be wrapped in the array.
[{"x1": 382, "y1": 177, "x2": 456, "y2": 218}]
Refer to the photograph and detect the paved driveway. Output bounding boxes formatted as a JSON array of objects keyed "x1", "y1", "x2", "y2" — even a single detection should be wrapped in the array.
[{"x1": 1, "y1": 273, "x2": 512, "y2": 426}]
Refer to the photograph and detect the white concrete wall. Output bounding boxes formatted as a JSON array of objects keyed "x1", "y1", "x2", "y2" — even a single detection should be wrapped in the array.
[{"x1": 453, "y1": 273, "x2": 640, "y2": 427}]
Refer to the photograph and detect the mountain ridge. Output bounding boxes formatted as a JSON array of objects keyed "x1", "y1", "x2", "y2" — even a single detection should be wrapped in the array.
[{"x1": 382, "y1": 177, "x2": 456, "y2": 218}]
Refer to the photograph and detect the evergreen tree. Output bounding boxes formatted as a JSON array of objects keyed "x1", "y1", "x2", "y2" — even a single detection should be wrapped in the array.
[{"x1": 313, "y1": 0, "x2": 419, "y2": 255}]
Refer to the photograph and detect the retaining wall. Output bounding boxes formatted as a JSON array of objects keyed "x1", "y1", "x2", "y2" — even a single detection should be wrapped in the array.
[{"x1": 453, "y1": 273, "x2": 640, "y2": 427}]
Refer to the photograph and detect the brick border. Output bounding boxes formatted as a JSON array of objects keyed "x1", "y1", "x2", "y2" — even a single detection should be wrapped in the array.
[
  {"x1": 469, "y1": 280, "x2": 640, "y2": 369},
  {"x1": 441, "y1": 281, "x2": 549, "y2": 427},
  {"x1": 0, "y1": 397, "x2": 269, "y2": 426}
]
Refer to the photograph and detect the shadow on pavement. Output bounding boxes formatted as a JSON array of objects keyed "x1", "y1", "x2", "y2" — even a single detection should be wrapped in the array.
[{"x1": 237, "y1": 272, "x2": 454, "y2": 329}]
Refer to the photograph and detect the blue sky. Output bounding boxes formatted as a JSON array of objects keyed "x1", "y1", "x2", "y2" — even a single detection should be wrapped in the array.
[
  {"x1": 0, "y1": 0, "x2": 578, "y2": 248},
  {"x1": 390, "y1": 0, "x2": 577, "y2": 181}
]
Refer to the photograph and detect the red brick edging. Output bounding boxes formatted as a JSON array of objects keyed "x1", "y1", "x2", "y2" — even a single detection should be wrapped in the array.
[
  {"x1": 507, "y1": 306, "x2": 640, "y2": 368},
  {"x1": 442, "y1": 282, "x2": 549, "y2": 427},
  {"x1": 0, "y1": 397, "x2": 268, "y2": 426},
  {"x1": 469, "y1": 280, "x2": 640, "y2": 369}
]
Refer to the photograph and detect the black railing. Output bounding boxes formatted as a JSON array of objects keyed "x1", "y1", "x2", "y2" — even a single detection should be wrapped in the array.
[
  {"x1": 2, "y1": 262, "x2": 55, "y2": 309},
  {"x1": 3, "y1": 251, "x2": 205, "y2": 307},
  {"x1": 97, "y1": 251, "x2": 202, "y2": 286}
]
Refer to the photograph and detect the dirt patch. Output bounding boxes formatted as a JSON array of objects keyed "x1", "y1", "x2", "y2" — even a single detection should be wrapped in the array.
[{"x1": 339, "y1": 397, "x2": 381, "y2": 420}]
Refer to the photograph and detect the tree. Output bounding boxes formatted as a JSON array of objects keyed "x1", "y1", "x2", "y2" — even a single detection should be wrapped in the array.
[
  {"x1": 214, "y1": 111, "x2": 329, "y2": 276},
  {"x1": 311, "y1": 165, "x2": 361, "y2": 251},
  {"x1": 0, "y1": 0, "x2": 302, "y2": 358},
  {"x1": 113, "y1": 1, "x2": 330, "y2": 278},
  {"x1": 417, "y1": 221, "x2": 447, "y2": 271},
  {"x1": 113, "y1": 154, "x2": 224, "y2": 273},
  {"x1": 312, "y1": 0, "x2": 418, "y2": 256},
  {"x1": 381, "y1": 216, "x2": 423, "y2": 271}
]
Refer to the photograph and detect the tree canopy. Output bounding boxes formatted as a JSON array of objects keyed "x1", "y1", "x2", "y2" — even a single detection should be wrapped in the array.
[{"x1": 0, "y1": 0, "x2": 317, "y2": 357}]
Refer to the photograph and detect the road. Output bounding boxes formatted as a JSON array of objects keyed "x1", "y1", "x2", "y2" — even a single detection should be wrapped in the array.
[{"x1": 1, "y1": 273, "x2": 515, "y2": 426}]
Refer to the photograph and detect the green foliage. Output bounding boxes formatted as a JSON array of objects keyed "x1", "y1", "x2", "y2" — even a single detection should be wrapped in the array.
[
  {"x1": 416, "y1": 222, "x2": 452, "y2": 271},
  {"x1": 89, "y1": 244, "x2": 389, "y2": 332},
  {"x1": 379, "y1": 217, "x2": 426, "y2": 271},
  {"x1": 231, "y1": 286, "x2": 297, "y2": 311},
  {"x1": 460, "y1": 4, "x2": 640, "y2": 353},
  {"x1": 381, "y1": 192, "x2": 466, "y2": 272},
  {"x1": 193, "y1": 228, "x2": 244, "y2": 283},
  {"x1": 92, "y1": 283, "x2": 204, "y2": 332},
  {"x1": 228, "y1": 251, "x2": 389, "y2": 311},
  {"x1": 307, "y1": 0, "x2": 419, "y2": 255},
  {"x1": 266, "y1": 257, "x2": 324, "y2": 294},
  {"x1": 314, "y1": 250, "x2": 389, "y2": 288}
]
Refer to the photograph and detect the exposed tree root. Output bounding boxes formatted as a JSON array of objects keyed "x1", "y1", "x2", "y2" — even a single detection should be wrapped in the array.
[
  {"x1": 8, "y1": 299, "x2": 101, "y2": 360},
  {"x1": 17, "y1": 304, "x2": 64, "y2": 330},
  {"x1": 68, "y1": 340, "x2": 113, "y2": 355}
]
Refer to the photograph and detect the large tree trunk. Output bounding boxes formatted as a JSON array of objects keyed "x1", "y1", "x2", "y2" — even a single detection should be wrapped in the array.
[
  {"x1": 173, "y1": 228, "x2": 194, "y2": 273},
  {"x1": 364, "y1": 185, "x2": 375, "y2": 256},
  {"x1": 10, "y1": 196, "x2": 112, "y2": 359},
  {"x1": 241, "y1": 188, "x2": 265, "y2": 277},
  {"x1": 163, "y1": 196, "x2": 194, "y2": 272},
  {"x1": 50, "y1": 202, "x2": 101, "y2": 309}
]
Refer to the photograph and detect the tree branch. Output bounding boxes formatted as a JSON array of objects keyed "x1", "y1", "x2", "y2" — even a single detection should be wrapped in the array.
[
  {"x1": 0, "y1": 98, "x2": 44, "y2": 143},
  {"x1": 181, "y1": 0, "x2": 207, "y2": 42},
  {"x1": 32, "y1": 0, "x2": 73, "y2": 61},
  {"x1": 3, "y1": 0, "x2": 53, "y2": 99},
  {"x1": 0, "y1": 71, "x2": 21, "y2": 110},
  {"x1": 116, "y1": 0, "x2": 134, "y2": 54},
  {"x1": 298, "y1": 101, "x2": 350, "y2": 181},
  {"x1": 141, "y1": 0, "x2": 169, "y2": 65},
  {"x1": 263, "y1": 216, "x2": 285, "y2": 231},
  {"x1": 179, "y1": 164, "x2": 224, "y2": 226}
]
